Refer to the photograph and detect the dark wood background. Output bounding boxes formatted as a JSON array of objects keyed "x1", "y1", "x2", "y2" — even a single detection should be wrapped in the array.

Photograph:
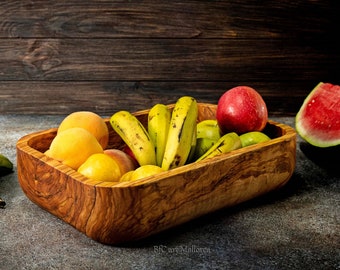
[{"x1": 0, "y1": 1, "x2": 339, "y2": 116}]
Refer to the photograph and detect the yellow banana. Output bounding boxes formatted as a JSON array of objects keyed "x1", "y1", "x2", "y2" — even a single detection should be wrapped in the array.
[
  {"x1": 0, "y1": 153, "x2": 13, "y2": 176},
  {"x1": 196, "y1": 132, "x2": 241, "y2": 162},
  {"x1": 161, "y1": 96, "x2": 198, "y2": 170},
  {"x1": 110, "y1": 111, "x2": 156, "y2": 166},
  {"x1": 148, "y1": 104, "x2": 171, "y2": 166}
]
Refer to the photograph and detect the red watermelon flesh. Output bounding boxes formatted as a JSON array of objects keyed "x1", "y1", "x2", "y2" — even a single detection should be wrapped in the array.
[{"x1": 296, "y1": 82, "x2": 340, "y2": 147}]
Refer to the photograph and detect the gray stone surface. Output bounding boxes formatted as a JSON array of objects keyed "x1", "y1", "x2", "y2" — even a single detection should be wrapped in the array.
[{"x1": 0, "y1": 115, "x2": 339, "y2": 270}]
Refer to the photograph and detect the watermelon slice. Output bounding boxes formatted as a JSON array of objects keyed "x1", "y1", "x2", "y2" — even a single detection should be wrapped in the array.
[{"x1": 296, "y1": 82, "x2": 340, "y2": 147}]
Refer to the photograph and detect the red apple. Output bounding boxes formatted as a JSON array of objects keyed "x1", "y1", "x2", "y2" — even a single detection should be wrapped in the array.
[
  {"x1": 216, "y1": 86, "x2": 268, "y2": 134},
  {"x1": 104, "y1": 149, "x2": 138, "y2": 175}
]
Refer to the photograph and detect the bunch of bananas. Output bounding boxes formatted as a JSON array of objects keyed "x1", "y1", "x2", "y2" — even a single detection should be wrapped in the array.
[
  {"x1": 110, "y1": 96, "x2": 199, "y2": 171},
  {"x1": 110, "y1": 96, "x2": 271, "y2": 172}
]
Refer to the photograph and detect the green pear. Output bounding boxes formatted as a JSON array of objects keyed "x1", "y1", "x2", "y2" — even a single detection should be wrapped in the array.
[
  {"x1": 197, "y1": 120, "x2": 222, "y2": 140},
  {"x1": 193, "y1": 138, "x2": 217, "y2": 160},
  {"x1": 191, "y1": 120, "x2": 222, "y2": 160},
  {"x1": 239, "y1": 131, "x2": 270, "y2": 147}
]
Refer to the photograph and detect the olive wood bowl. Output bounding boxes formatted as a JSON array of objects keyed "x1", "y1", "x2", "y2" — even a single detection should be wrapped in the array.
[{"x1": 16, "y1": 103, "x2": 296, "y2": 245}]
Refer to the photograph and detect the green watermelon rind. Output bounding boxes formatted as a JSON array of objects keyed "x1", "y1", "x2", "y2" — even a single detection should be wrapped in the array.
[{"x1": 295, "y1": 82, "x2": 340, "y2": 148}]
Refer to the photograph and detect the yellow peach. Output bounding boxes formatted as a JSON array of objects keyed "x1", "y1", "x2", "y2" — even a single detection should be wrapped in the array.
[
  {"x1": 58, "y1": 111, "x2": 109, "y2": 149},
  {"x1": 119, "y1": 171, "x2": 134, "y2": 182},
  {"x1": 45, "y1": 127, "x2": 103, "y2": 170},
  {"x1": 78, "y1": 153, "x2": 121, "y2": 182},
  {"x1": 130, "y1": 165, "x2": 165, "y2": 181}
]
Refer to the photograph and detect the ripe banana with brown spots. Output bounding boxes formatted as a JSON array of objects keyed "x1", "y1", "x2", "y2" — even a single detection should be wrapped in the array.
[{"x1": 161, "y1": 96, "x2": 198, "y2": 170}]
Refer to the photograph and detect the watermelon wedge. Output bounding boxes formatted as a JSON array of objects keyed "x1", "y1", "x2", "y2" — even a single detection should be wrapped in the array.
[{"x1": 296, "y1": 82, "x2": 340, "y2": 147}]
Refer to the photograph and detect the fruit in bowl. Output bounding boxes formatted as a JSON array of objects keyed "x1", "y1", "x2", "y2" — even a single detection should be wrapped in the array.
[
  {"x1": 130, "y1": 165, "x2": 165, "y2": 181},
  {"x1": 216, "y1": 86, "x2": 268, "y2": 134},
  {"x1": 192, "y1": 119, "x2": 222, "y2": 160},
  {"x1": 77, "y1": 153, "x2": 121, "y2": 182},
  {"x1": 104, "y1": 149, "x2": 138, "y2": 175},
  {"x1": 45, "y1": 127, "x2": 103, "y2": 170},
  {"x1": 58, "y1": 111, "x2": 109, "y2": 149}
]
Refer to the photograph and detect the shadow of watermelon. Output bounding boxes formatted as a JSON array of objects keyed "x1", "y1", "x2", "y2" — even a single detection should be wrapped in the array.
[{"x1": 299, "y1": 142, "x2": 339, "y2": 176}]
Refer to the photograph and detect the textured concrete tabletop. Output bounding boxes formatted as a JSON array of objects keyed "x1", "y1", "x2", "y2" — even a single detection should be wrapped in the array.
[{"x1": 0, "y1": 115, "x2": 339, "y2": 270}]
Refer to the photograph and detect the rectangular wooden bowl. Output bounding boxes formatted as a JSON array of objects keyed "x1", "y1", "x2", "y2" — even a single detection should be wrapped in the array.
[{"x1": 16, "y1": 103, "x2": 296, "y2": 245}]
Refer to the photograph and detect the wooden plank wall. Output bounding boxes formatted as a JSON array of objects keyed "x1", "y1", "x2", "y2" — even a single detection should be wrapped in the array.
[{"x1": 0, "y1": 1, "x2": 339, "y2": 116}]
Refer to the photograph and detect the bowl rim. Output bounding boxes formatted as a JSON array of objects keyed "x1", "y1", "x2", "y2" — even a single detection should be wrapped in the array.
[{"x1": 17, "y1": 113, "x2": 296, "y2": 189}]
